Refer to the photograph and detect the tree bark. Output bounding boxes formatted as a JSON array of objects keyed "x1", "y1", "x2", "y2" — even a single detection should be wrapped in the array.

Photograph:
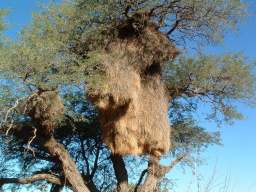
[
  {"x1": 138, "y1": 154, "x2": 188, "y2": 192},
  {"x1": 44, "y1": 136, "x2": 90, "y2": 192},
  {"x1": 138, "y1": 158, "x2": 159, "y2": 192},
  {"x1": 110, "y1": 154, "x2": 129, "y2": 192},
  {"x1": 0, "y1": 173, "x2": 62, "y2": 186},
  {"x1": 82, "y1": 175, "x2": 100, "y2": 192},
  {"x1": 50, "y1": 184, "x2": 64, "y2": 192}
]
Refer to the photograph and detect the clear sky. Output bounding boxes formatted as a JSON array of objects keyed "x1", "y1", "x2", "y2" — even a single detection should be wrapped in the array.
[
  {"x1": 172, "y1": 1, "x2": 256, "y2": 191},
  {"x1": 0, "y1": 1, "x2": 255, "y2": 192}
]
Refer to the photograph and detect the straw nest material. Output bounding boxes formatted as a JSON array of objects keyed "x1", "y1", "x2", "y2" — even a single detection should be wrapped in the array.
[
  {"x1": 23, "y1": 90, "x2": 64, "y2": 136},
  {"x1": 88, "y1": 22, "x2": 179, "y2": 157}
]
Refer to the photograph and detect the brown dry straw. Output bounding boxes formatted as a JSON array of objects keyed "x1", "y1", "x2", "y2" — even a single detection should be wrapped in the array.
[
  {"x1": 23, "y1": 90, "x2": 64, "y2": 136},
  {"x1": 88, "y1": 21, "x2": 179, "y2": 157}
]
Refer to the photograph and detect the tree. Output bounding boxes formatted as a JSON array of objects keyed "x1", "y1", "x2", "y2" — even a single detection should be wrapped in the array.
[{"x1": 0, "y1": 0, "x2": 254, "y2": 192}]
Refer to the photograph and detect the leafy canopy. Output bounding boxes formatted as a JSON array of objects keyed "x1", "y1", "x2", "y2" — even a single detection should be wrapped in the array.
[
  {"x1": 0, "y1": 1, "x2": 254, "y2": 192},
  {"x1": 0, "y1": 0, "x2": 247, "y2": 89}
]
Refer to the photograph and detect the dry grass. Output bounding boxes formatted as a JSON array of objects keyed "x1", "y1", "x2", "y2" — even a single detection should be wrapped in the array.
[
  {"x1": 23, "y1": 90, "x2": 64, "y2": 136},
  {"x1": 88, "y1": 23, "x2": 179, "y2": 157}
]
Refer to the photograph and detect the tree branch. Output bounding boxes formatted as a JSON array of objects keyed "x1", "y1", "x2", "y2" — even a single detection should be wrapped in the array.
[
  {"x1": 167, "y1": 19, "x2": 181, "y2": 36},
  {"x1": 0, "y1": 173, "x2": 62, "y2": 186},
  {"x1": 110, "y1": 154, "x2": 128, "y2": 192},
  {"x1": 138, "y1": 154, "x2": 188, "y2": 191},
  {"x1": 79, "y1": 135, "x2": 90, "y2": 175},
  {"x1": 158, "y1": 153, "x2": 188, "y2": 176},
  {"x1": 50, "y1": 184, "x2": 64, "y2": 192},
  {"x1": 90, "y1": 144, "x2": 101, "y2": 179},
  {"x1": 134, "y1": 169, "x2": 147, "y2": 192},
  {"x1": 43, "y1": 136, "x2": 90, "y2": 192},
  {"x1": 149, "y1": 0, "x2": 181, "y2": 16}
]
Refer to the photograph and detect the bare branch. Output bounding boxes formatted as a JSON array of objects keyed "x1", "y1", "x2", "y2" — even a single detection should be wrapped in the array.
[
  {"x1": 90, "y1": 144, "x2": 101, "y2": 179},
  {"x1": 0, "y1": 173, "x2": 62, "y2": 186},
  {"x1": 24, "y1": 127, "x2": 37, "y2": 157},
  {"x1": 134, "y1": 169, "x2": 147, "y2": 192},
  {"x1": 0, "y1": 96, "x2": 26, "y2": 133},
  {"x1": 167, "y1": 19, "x2": 181, "y2": 36}
]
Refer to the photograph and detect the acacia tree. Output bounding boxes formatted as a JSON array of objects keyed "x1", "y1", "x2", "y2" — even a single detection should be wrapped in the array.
[{"x1": 0, "y1": 1, "x2": 254, "y2": 192}]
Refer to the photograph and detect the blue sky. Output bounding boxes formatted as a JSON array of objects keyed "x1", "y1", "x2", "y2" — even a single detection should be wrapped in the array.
[
  {"x1": 172, "y1": 1, "x2": 256, "y2": 191},
  {"x1": 0, "y1": 1, "x2": 255, "y2": 192}
]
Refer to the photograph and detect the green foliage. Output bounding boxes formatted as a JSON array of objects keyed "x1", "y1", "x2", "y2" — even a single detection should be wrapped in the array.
[
  {"x1": 0, "y1": 0, "x2": 247, "y2": 89},
  {"x1": 170, "y1": 0, "x2": 246, "y2": 43},
  {"x1": 165, "y1": 54, "x2": 255, "y2": 122},
  {"x1": 171, "y1": 118, "x2": 221, "y2": 153},
  {"x1": 0, "y1": 9, "x2": 7, "y2": 32},
  {"x1": 0, "y1": 1, "x2": 254, "y2": 191}
]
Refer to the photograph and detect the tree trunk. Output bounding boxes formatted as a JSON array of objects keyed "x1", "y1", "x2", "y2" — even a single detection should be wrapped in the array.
[
  {"x1": 138, "y1": 172, "x2": 158, "y2": 192},
  {"x1": 44, "y1": 137, "x2": 90, "y2": 192},
  {"x1": 138, "y1": 158, "x2": 159, "y2": 192},
  {"x1": 138, "y1": 154, "x2": 188, "y2": 192},
  {"x1": 110, "y1": 154, "x2": 129, "y2": 192}
]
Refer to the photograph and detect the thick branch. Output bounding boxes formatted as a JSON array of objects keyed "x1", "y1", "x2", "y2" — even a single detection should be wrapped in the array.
[
  {"x1": 0, "y1": 174, "x2": 62, "y2": 186},
  {"x1": 110, "y1": 154, "x2": 129, "y2": 192},
  {"x1": 82, "y1": 175, "x2": 100, "y2": 192},
  {"x1": 43, "y1": 136, "x2": 90, "y2": 192},
  {"x1": 138, "y1": 154, "x2": 188, "y2": 192}
]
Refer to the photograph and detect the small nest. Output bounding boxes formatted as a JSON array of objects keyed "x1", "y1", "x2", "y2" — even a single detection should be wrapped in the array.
[
  {"x1": 88, "y1": 22, "x2": 178, "y2": 157},
  {"x1": 23, "y1": 90, "x2": 64, "y2": 136}
]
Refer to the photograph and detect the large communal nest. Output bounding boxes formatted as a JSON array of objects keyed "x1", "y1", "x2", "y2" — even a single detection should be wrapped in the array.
[
  {"x1": 88, "y1": 19, "x2": 179, "y2": 157},
  {"x1": 21, "y1": 90, "x2": 64, "y2": 137}
]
